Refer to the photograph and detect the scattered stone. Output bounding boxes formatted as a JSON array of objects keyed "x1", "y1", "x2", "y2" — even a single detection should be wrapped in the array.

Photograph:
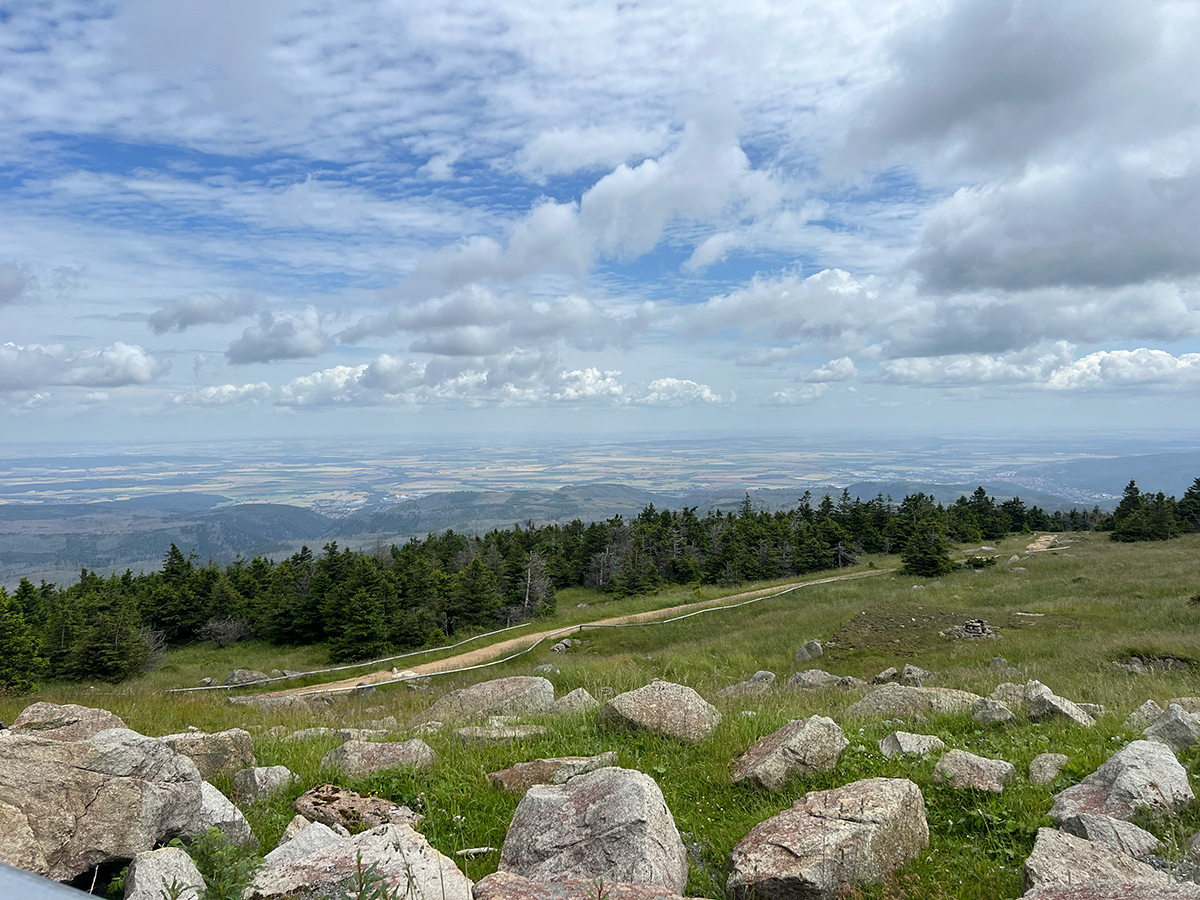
[
  {"x1": 871, "y1": 667, "x2": 899, "y2": 685},
  {"x1": 550, "y1": 639, "x2": 572, "y2": 653},
  {"x1": 410, "y1": 721, "x2": 444, "y2": 736},
  {"x1": 932, "y1": 749, "x2": 1015, "y2": 793},
  {"x1": 10, "y1": 702, "x2": 127, "y2": 742},
  {"x1": 294, "y1": 784, "x2": 421, "y2": 832},
  {"x1": 1023, "y1": 827, "x2": 1173, "y2": 893},
  {"x1": 1144, "y1": 703, "x2": 1200, "y2": 752},
  {"x1": 226, "y1": 695, "x2": 312, "y2": 714},
  {"x1": 601, "y1": 681, "x2": 721, "y2": 743},
  {"x1": 787, "y1": 669, "x2": 841, "y2": 689},
  {"x1": 940, "y1": 619, "x2": 997, "y2": 640},
  {"x1": 1029, "y1": 753, "x2": 1069, "y2": 786},
  {"x1": 456, "y1": 725, "x2": 548, "y2": 744},
  {"x1": 1049, "y1": 740, "x2": 1194, "y2": 823},
  {"x1": 233, "y1": 766, "x2": 297, "y2": 803},
  {"x1": 283, "y1": 727, "x2": 338, "y2": 742},
  {"x1": 488, "y1": 752, "x2": 620, "y2": 794},
  {"x1": 476, "y1": 871, "x2": 699, "y2": 900},
  {"x1": 726, "y1": 778, "x2": 929, "y2": 900},
  {"x1": 499, "y1": 767, "x2": 687, "y2": 892},
  {"x1": 794, "y1": 640, "x2": 823, "y2": 662},
  {"x1": 357, "y1": 716, "x2": 399, "y2": 731},
  {"x1": 263, "y1": 820, "x2": 344, "y2": 867},
  {"x1": 457, "y1": 847, "x2": 498, "y2": 858},
  {"x1": 322, "y1": 738, "x2": 436, "y2": 777},
  {"x1": 1009, "y1": 555, "x2": 1021, "y2": 562},
  {"x1": 422, "y1": 676, "x2": 555, "y2": 722},
  {"x1": 899, "y1": 664, "x2": 930, "y2": 687},
  {"x1": 731, "y1": 717, "x2": 848, "y2": 790},
  {"x1": 533, "y1": 664, "x2": 560, "y2": 675},
  {"x1": 279, "y1": 814, "x2": 311, "y2": 844},
  {"x1": 717, "y1": 671, "x2": 776, "y2": 698},
  {"x1": 1124, "y1": 700, "x2": 1165, "y2": 731},
  {"x1": 0, "y1": 727, "x2": 202, "y2": 882},
  {"x1": 124, "y1": 847, "x2": 205, "y2": 900},
  {"x1": 1170, "y1": 697, "x2": 1200, "y2": 713},
  {"x1": 973, "y1": 699, "x2": 1016, "y2": 724},
  {"x1": 225, "y1": 668, "x2": 269, "y2": 686},
  {"x1": 838, "y1": 675, "x2": 870, "y2": 690},
  {"x1": 841, "y1": 683, "x2": 982, "y2": 720},
  {"x1": 554, "y1": 687, "x2": 600, "y2": 716},
  {"x1": 157, "y1": 728, "x2": 256, "y2": 780},
  {"x1": 1029, "y1": 691, "x2": 1096, "y2": 728},
  {"x1": 1077, "y1": 703, "x2": 1106, "y2": 719},
  {"x1": 878, "y1": 731, "x2": 946, "y2": 758},
  {"x1": 1060, "y1": 813, "x2": 1162, "y2": 858},
  {"x1": 990, "y1": 657, "x2": 1011, "y2": 670},
  {"x1": 197, "y1": 781, "x2": 256, "y2": 848},
  {"x1": 249, "y1": 824, "x2": 472, "y2": 900},
  {"x1": 990, "y1": 682, "x2": 1032, "y2": 711}
]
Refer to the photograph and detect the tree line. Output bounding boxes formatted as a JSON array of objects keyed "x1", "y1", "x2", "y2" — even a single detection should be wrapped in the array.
[{"x1": 2, "y1": 478, "x2": 1197, "y2": 692}]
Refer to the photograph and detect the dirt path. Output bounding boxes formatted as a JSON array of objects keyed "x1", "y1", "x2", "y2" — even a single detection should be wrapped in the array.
[
  {"x1": 1025, "y1": 534, "x2": 1064, "y2": 552},
  {"x1": 268, "y1": 569, "x2": 893, "y2": 697}
]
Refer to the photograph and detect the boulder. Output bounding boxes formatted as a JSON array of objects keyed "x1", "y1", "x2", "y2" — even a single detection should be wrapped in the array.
[
  {"x1": 1023, "y1": 827, "x2": 1172, "y2": 893},
  {"x1": 263, "y1": 820, "x2": 344, "y2": 867},
  {"x1": 1123, "y1": 700, "x2": 1164, "y2": 731},
  {"x1": 899, "y1": 664, "x2": 931, "y2": 687},
  {"x1": 871, "y1": 667, "x2": 899, "y2": 685},
  {"x1": 726, "y1": 778, "x2": 929, "y2": 900},
  {"x1": 1049, "y1": 740, "x2": 1193, "y2": 823},
  {"x1": 226, "y1": 695, "x2": 311, "y2": 714},
  {"x1": 233, "y1": 765, "x2": 296, "y2": 802},
  {"x1": 488, "y1": 752, "x2": 620, "y2": 794},
  {"x1": 248, "y1": 823, "x2": 472, "y2": 900},
  {"x1": 1059, "y1": 813, "x2": 1162, "y2": 858},
  {"x1": 990, "y1": 657, "x2": 1010, "y2": 670},
  {"x1": 794, "y1": 640, "x2": 823, "y2": 662},
  {"x1": 841, "y1": 683, "x2": 981, "y2": 719},
  {"x1": 1170, "y1": 697, "x2": 1200, "y2": 713},
  {"x1": 475, "y1": 871, "x2": 701, "y2": 900},
  {"x1": 11, "y1": 702, "x2": 126, "y2": 742},
  {"x1": 601, "y1": 681, "x2": 721, "y2": 743},
  {"x1": 838, "y1": 676, "x2": 870, "y2": 690},
  {"x1": 456, "y1": 725, "x2": 548, "y2": 744},
  {"x1": 321, "y1": 738, "x2": 436, "y2": 777},
  {"x1": 731, "y1": 717, "x2": 848, "y2": 790},
  {"x1": 787, "y1": 669, "x2": 841, "y2": 689},
  {"x1": 932, "y1": 749, "x2": 1015, "y2": 793},
  {"x1": 279, "y1": 814, "x2": 311, "y2": 844},
  {"x1": 123, "y1": 847, "x2": 205, "y2": 900},
  {"x1": 972, "y1": 699, "x2": 1016, "y2": 724},
  {"x1": 283, "y1": 727, "x2": 338, "y2": 742},
  {"x1": 334, "y1": 728, "x2": 391, "y2": 742},
  {"x1": 554, "y1": 688, "x2": 600, "y2": 716},
  {"x1": 1029, "y1": 692, "x2": 1096, "y2": 728},
  {"x1": 196, "y1": 781, "x2": 256, "y2": 848},
  {"x1": 533, "y1": 664, "x2": 560, "y2": 675},
  {"x1": 225, "y1": 668, "x2": 269, "y2": 686},
  {"x1": 878, "y1": 731, "x2": 946, "y2": 758},
  {"x1": 1077, "y1": 703, "x2": 1106, "y2": 719},
  {"x1": 158, "y1": 728, "x2": 256, "y2": 780},
  {"x1": 990, "y1": 682, "x2": 1031, "y2": 711},
  {"x1": 498, "y1": 767, "x2": 687, "y2": 892},
  {"x1": 294, "y1": 784, "x2": 421, "y2": 831},
  {"x1": 1144, "y1": 703, "x2": 1200, "y2": 752},
  {"x1": 1028, "y1": 753, "x2": 1069, "y2": 786},
  {"x1": 422, "y1": 676, "x2": 555, "y2": 721},
  {"x1": 717, "y1": 671, "x2": 776, "y2": 698},
  {"x1": 1022, "y1": 884, "x2": 1200, "y2": 899},
  {"x1": 0, "y1": 728, "x2": 202, "y2": 882}
]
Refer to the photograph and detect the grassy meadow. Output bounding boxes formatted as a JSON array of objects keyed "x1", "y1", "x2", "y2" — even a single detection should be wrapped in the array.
[{"x1": 4, "y1": 531, "x2": 1200, "y2": 899}]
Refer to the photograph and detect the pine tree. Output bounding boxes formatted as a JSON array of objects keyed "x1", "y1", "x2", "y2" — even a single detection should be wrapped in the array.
[
  {"x1": 446, "y1": 557, "x2": 502, "y2": 632},
  {"x1": 0, "y1": 588, "x2": 47, "y2": 693},
  {"x1": 900, "y1": 518, "x2": 956, "y2": 576},
  {"x1": 328, "y1": 588, "x2": 391, "y2": 662},
  {"x1": 1178, "y1": 477, "x2": 1200, "y2": 533}
]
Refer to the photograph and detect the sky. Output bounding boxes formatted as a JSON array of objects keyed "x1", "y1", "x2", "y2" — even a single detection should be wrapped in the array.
[{"x1": 1, "y1": 0, "x2": 1198, "y2": 443}]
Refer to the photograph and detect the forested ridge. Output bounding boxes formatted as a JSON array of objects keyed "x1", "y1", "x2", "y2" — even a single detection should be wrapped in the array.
[{"x1": 2, "y1": 478, "x2": 1198, "y2": 691}]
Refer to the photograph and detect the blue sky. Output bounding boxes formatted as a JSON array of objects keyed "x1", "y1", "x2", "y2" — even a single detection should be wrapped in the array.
[{"x1": 1, "y1": 0, "x2": 1198, "y2": 442}]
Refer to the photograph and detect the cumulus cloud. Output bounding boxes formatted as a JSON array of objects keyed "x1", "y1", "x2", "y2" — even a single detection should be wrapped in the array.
[
  {"x1": 763, "y1": 384, "x2": 829, "y2": 406},
  {"x1": 635, "y1": 378, "x2": 725, "y2": 406},
  {"x1": 1045, "y1": 348, "x2": 1200, "y2": 391},
  {"x1": 0, "y1": 263, "x2": 31, "y2": 305},
  {"x1": 170, "y1": 382, "x2": 273, "y2": 407},
  {"x1": 148, "y1": 292, "x2": 259, "y2": 334},
  {"x1": 876, "y1": 343, "x2": 1076, "y2": 386},
  {"x1": 0, "y1": 342, "x2": 168, "y2": 391},
  {"x1": 226, "y1": 309, "x2": 332, "y2": 363},
  {"x1": 515, "y1": 124, "x2": 670, "y2": 180},
  {"x1": 798, "y1": 357, "x2": 858, "y2": 383}
]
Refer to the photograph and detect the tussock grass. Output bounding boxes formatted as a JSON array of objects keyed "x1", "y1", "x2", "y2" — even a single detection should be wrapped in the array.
[{"x1": 3, "y1": 534, "x2": 1200, "y2": 899}]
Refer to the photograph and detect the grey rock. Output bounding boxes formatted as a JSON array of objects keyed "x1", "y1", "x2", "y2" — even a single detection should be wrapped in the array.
[
  {"x1": 601, "y1": 681, "x2": 721, "y2": 742},
  {"x1": 1029, "y1": 692, "x2": 1096, "y2": 728},
  {"x1": 1060, "y1": 813, "x2": 1162, "y2": 858},
  {"x1": 321, "y1": 739, "x2": 436, "y2": 777},
  {"x1": 226, "y1": 695, "x2": 311, "y2": 714},
  {"x1": 263, "y1": 820, "x2": 344, "y2": 867},
  {"x1": 899, "y1": 664, "x2": 931, "y2": 687},
  {"x1": 786, "y1": 669, "x2": 841, "y2": 689},
  {"x1": 990, "y1": 682, "x2": 1032, "y2": 711},
  {"x1": 282, "y1": 727, "x2": 338, "y2": 742},
  {"x1": 878, "y1": 731, "x2": 946, "y2": 758},
  {"x1": 554, "y1": 688, "x2": 600, "y2": 716},
  {"x1": 717, "y1": 671, "x2": 776, "y2": 698},
  {"x1": 475, "y1": 871, "x2": 699, "y2": 900},
  {"x1": 498, "y1": 767, "x2": 687, "y2": 892},
  {"x1": 794, "y1": 640, "x2": 823, "y2": 662},
  {"x1": 248, "y1": 823, "x2": 471, "y2": 900},
  {"x1": 990, "y1": 657, "x2": 1010, "y2": 670},
  {"x1": 358, "y1": 716, "x2": 399, "y2": 731},
  {"x1": 533, "y1": 664, "x2": 560, "y2": 675},
  {"x1": 1023, "y1": 884, "x2": 1200, "y2": 899},
  {"x1": 1023, "y1": 827, "x2": 1172, "y2": 893},
  {"x1": 224, "y1": 668, "x2": 269, "y2": 686},
  {"x1": 456, "y1": 725, "x2": 548, "y2": 744},
  {"x1": 279, "y1": 814, "x2": 311, "y2": 844},
  {"x1": 731, "y1": 717, "x2": 848, "y2": 790},
  {"x1": 837, "y1": 675, "x2": 870, "y2": 690},
  {"x1": 233, "y1": 765, "x2": 296, "y2": 803},
  {"x1": 932, "y1": 749, "x2": 1015, "y2": 793},
  {"x1": 124, "y1": 847, "x2": 205, "y2": 900},
  {"x1": 196, "y1": 781, "x2": 256, "y2": 848},
  {"x1": 422, "y1": 676, "x2": 555, "y2": 722},
  {"x1": 841, "y1": 683, "x2": 982, "y2": 719},
  {"x1": 1123, "y1": 700, "x2": 1165, "y2": 731},
  {"x1": 973, "y1": 698, "x2": 1016, "y2": 724},
  {"x1": 158, "y1": 728, "x2": 256, "y2": 780},
  {"x1": 293, "y1": 784, "x2": 420, "y2": 831},
  {"x1": 726, "y1": 778, "x2": 929, "y2": 900},
  {"x1": 334, "y1": 728, "x2": 391, "y2": 742},
  {"x1": 1077, "y1": 703, "x2": 1106, "y2": 719},
  {"x1": 872, "y1": 667, "x2": 899, "y2": 685},
  {"x1": 1144, "y1": 703, "x2": 1200, "y2": 752},
  {"x1": 1170, "y1": 697, "x2": 1200, "y2": 713},
  {"x1": 11, "y1": 702, "x2": 126, "y2": 742},
  {"x1": 1049, "y1": 740, "x2": 1194, "y2": 823},
  {"x1": 1028, "y1": 753, "x2": 1069, "y2": 786},
  {"x1": 488, "y1": 752, "x2": 620, "y2": 794}
]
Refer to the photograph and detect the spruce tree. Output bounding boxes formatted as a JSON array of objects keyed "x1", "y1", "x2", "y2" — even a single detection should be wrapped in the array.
[
  {"x1": 0, "y1": 588, "x2": 46, "y2": 693},
  {"x1": 900, "y1": 518, "x2": 956, "y2": 576}
]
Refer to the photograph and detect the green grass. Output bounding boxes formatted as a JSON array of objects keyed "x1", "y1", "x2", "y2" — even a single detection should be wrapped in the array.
[{"x1": 4, "y1": 533, "x2": 1200, "y2": 899}]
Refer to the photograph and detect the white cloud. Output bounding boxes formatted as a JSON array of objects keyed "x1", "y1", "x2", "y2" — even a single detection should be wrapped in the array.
[
  {"x1": 876, "y1": 343, "x2": 1076, "y2": 386},
  {"x1": 170, "y1": 382, "x2": 273, "y2": 407},
  {"x1": 0, "y1": 342, "x2": 168, "y2": 392},
  {"x1": 799, "y1": 357, "x2": 858, "y2": 383},
  {"x1": 635, "y1": 378, "x2": 725, "y2": 406},
  {"x1": 515, "y1": 125, "x2": 670, "y2": 179},
  {"x1": 552, "y1": 368, "x2": 626, "y2": 402},
  {"x1": 148, "y1": 292, "x2": 259, "y2": 333},
  {"x1": 1045, "y1": 348, "x2": 1200, "y2": 391},
  {"x1": 226, "y1": 309, "x2": 332, "y2": 364},
  {"x1": 763, "y1": 384, "x2": 829, "y2": 405}
]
